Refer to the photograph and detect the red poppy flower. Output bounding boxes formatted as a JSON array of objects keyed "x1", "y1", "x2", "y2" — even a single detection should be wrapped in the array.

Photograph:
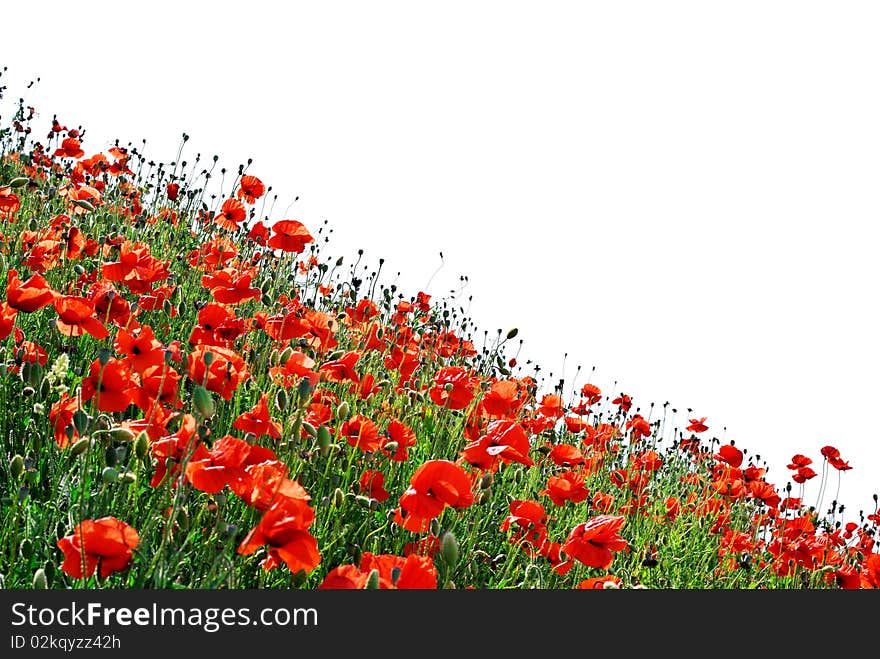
[
  {"x1": 57, "y1": 517, "x2": 139, "y2": 578},
  {"x1": 714, "y1": 443, "x2": 744, "y2": 468},
  {"x1": 462, "y1": 419, "x2": 534, "y2": 470},
  {"x1": 577, "y1": 575, "x2": 622, "y2": 589},
  {"x1": 6, "y1": 270, "x2": 56, "y2": 312},
  {"x1": 0, "y1": 302, "x2": 17, "y2": 341},
  {"x1": 482, "y1": 379, "x2": 526, "y2": 418},
  {"x1": 101, "y1": 241, "x2": 171, "y2": 294},
  {"x1": 238, "y1": 496, "x2": 320, "y2": 573},
  {"x1": 562, "y1": 515, "x2": 628, "y2": 570},
  {"x1": 580, "y1": 383, "x2": 602, "y2": 405},
  {"x1": 201, "y1": 268, "x2": 261, "y2": 305},
  {"x1": 787, "y1": 454, "x2": 813, "y2": 469},
  {"x1": 267, "y1": 220, "x2": 314, "y2": 253},
  {"x1": 341, "y1": 414, "x2": 381, "y2": 452},
  {"x1": 500, "y1": 499, "x2": 548, "y2": 549},
  {"x1": 541, "y1": 470, "x2": 590, "y2": 507},
  {"x1": 53, "y1": 295, "x2": 109, "y2": 339},
  {"x1": 237, "y1": 175, "x2": 266, "y2": 204},
  {"x1": 49, "y1": 393, "x2": 80, "y2": 448},
  {"x1": 0, "y1": 186, "x2": 20, "y2": 218},
  {"x1": 80, "y1": 358, "x2": 135, "y2": 412},
  {"x1": 233, "y1": 393, "x2": 282, "y2": 440},
  {"x1": 53, "y1": 137, "x2": 85, "y2": 159},
  {"x1": 428, "y1": 366, "x2": 477, "y2": 410},
  {"x1": 686, "y1": 417, "x2": 709, "y2": 433},
  {"x1": 319, "y1": 553, "x2": 437, "y2": 589},
  {"x1": 186, "y1": 434, "x2": 277, "y2": 494},
  {"x1": 381, "y1": 418, "x2": 417, "y2": 461},
  {"x1": 397, "y1": 460, "x2": 474, "y2": 532},
  {"x1": 319, "y1": 350, "x2": 361, "y2": 384},
  {"x1": 115, "y1": 326, "x2": 166, "y2": 374},
  {"x1": 537, "y1": 394, "x2": 565, "y2": 419},
  {"x1": 792, "y1": 467, "x2": 818, "y2": 484},
  {"x1": 612, "y1": 393, "x2": 632, "y2": 411},
  {"x1": 234, "y1": 462, "x2": 311, "y2": 511},
  {"x1": 186, "y1": 344, "x2": 250, "y2": 400},
  {"x1": 214, "y1": 198, "x2": 247, "y2": 230},
  {"x1": 166, "y1": 182, "x2": 180, "y2": 201},
  {"x1": 359, "y1": 470, "x2": 390, "y2": 502}
]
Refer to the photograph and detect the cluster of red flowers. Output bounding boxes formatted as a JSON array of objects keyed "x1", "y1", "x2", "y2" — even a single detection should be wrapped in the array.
[{"x1": 2, "y1": 106, "x2": 877, "y2": 591}]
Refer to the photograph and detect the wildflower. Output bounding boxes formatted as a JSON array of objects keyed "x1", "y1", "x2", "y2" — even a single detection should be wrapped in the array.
[
  {"x1": 562, "y1": 515, "x2": 628, "y2": 570},
  {"x1": 57, "y1": 517, "x2": 139, "y2": 578}
]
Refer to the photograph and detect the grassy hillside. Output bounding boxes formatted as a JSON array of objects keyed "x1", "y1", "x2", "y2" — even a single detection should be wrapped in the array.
[{"x1": 0, "y1": 72, "x2": 877, "y2": 589}]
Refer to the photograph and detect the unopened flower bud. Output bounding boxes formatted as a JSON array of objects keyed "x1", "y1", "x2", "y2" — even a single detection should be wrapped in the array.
[
  {"x1": 336, "y1": 401, "x2": 351, "y2": 422},
  {"x1": 275, "y1": 388, "x2": 288, "y2": 412},
  {"x1": 69, "y1": 437, "x2": 91, "y2": 457},
  {"x1": 134, "y1": 431, "x2": 150, "y2": 460},
  {"x1": 101, "y1": 467, "x2": 119, "y2": 484},
  {"x1": 441, "y1": 531, "x2": 460, "y2": 568},
  {"x1": 193, "y1": 385, "x2": 215, "y2": 418},
  {"x1": 32, "y1": 568, "x2": 48, "y2": 590},
  {"x1": 364, "y1": 569, "x2": 380, "y2": 590},
  {"x1": 10, "y1": 454, "x2": 24, "y2": 479}
]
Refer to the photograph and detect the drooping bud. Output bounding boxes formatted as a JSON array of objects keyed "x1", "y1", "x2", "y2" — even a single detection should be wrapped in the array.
[
  {"x1": 101, "y1": 467, "x2": 119, "y2": 484},
  {"x1": 69, "y1": 437, "x2": 91, "y2": 457},
  {"x1": 192, "y1": 385, "x2": 215, "y2": 418},
  {"x1": 335, "y1": 401, "x2": 351, "y2": 422}
]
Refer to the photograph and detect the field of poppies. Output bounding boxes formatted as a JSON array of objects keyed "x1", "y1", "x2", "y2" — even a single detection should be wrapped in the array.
[{"x1": 1, "y1": 72, "x2": 877, "y2": 590}]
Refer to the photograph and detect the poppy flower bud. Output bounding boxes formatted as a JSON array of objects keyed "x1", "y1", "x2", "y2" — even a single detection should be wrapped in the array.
[
  {"x1": 119, "y1": 470, "x2": 136, "y2": 485},
  {"x1": 269, "y1": 349, "x2": 281, "y2": 367},
  {"x1": 193, "y1": 385, "x2": 215, "y2": 418},
  {"x1": 332, "y1": 487, "x2": 345, "y2": 508},
  {"x1": 108, "y1": 426, "x2": 136, "y2": 443},
  {"x1": 297, "y1": 376, "x2": 313, "y2": 403},
  {"x1": 97, "y1": 348, "x2": 112, "y2": 367},
  {"x1": 382, "y1": 441, "x2": 399, "y2": 454},
  {"x1": 475, "y1": 491, "x2": 490, "y2": 505},
  {"x1": 506, "y1": 328, "x2": 519, "y2": 340},
  {"x1": 73, "y1": 199, "x2": 95, "y2": 212},
  {"x1": 162, "y1": 299, "x2": 174, "y2": 316},
  {"x1": 327, "y1": 349, "x2": 345, "y2": 362},
  {"x1": 8, "y1": 176, "x2": 29, "y2": 188},
  {"x1": 73, "y1": 409, "x2": 90, "y2": 435},
  {"x1": 69, "y1": 438, "x2": 91, "y2": 457},
  {"x1": 479, "y1": 472, "x2": 494, "y2": 490},
  {"x1": 134, "y1": 431, "x2": 150, "y2": 460},
  {"x1": 22, "y1": 386, "x2": 35, "y2": 398},
  {"x1": 32, "y1": 568, "x2": 48, "y2": 590},
  {"x1": 275, "y1": 388, "x2": 289, "y2": 412},
  {"x1": 10, "y1": 454, "x2": 24, "y2": 479},
  {"x1": 364, "y1": 569, "x2": 380, "y2": 590},
  {"x1": 441, "y1": 531, "x2": 460, "y2": 568},
  {"x1": 317, "y1": 425, "x2": 332, "y2": 456},
  {"x1": 301, "y1": 421, "x2": 317, "y2": 437},
  {"x1": 20, "y1": 538, "x2": 33, "y2": 558},
  {"x1": 279, "y1": 346, "x2": 293, "y2": 365},
  {"x1": 336, "y1": 401, "x2": 351, "y2": 422},
  {"x1": 101, "y1": 467, "x2": 119, "y2": 484},
  {"x1": 429, "y1": 518, "x2": 442, "y2": 537},
  {"x1": 355, "y1": 495, "x2": 372, "y2": 509},
  {"x1": 202, "y1": 351, "x2": 215, "y2": 367}
]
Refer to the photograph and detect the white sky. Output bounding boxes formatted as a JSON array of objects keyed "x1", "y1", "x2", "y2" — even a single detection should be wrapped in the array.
[{"x1": 3, "y1": 1, "x2": 878, "y2": 516}]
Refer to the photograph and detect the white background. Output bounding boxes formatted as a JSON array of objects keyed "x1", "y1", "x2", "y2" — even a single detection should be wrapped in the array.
[{"x1": 3, "y1": 1, "x2": 878, "y2": 517}]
